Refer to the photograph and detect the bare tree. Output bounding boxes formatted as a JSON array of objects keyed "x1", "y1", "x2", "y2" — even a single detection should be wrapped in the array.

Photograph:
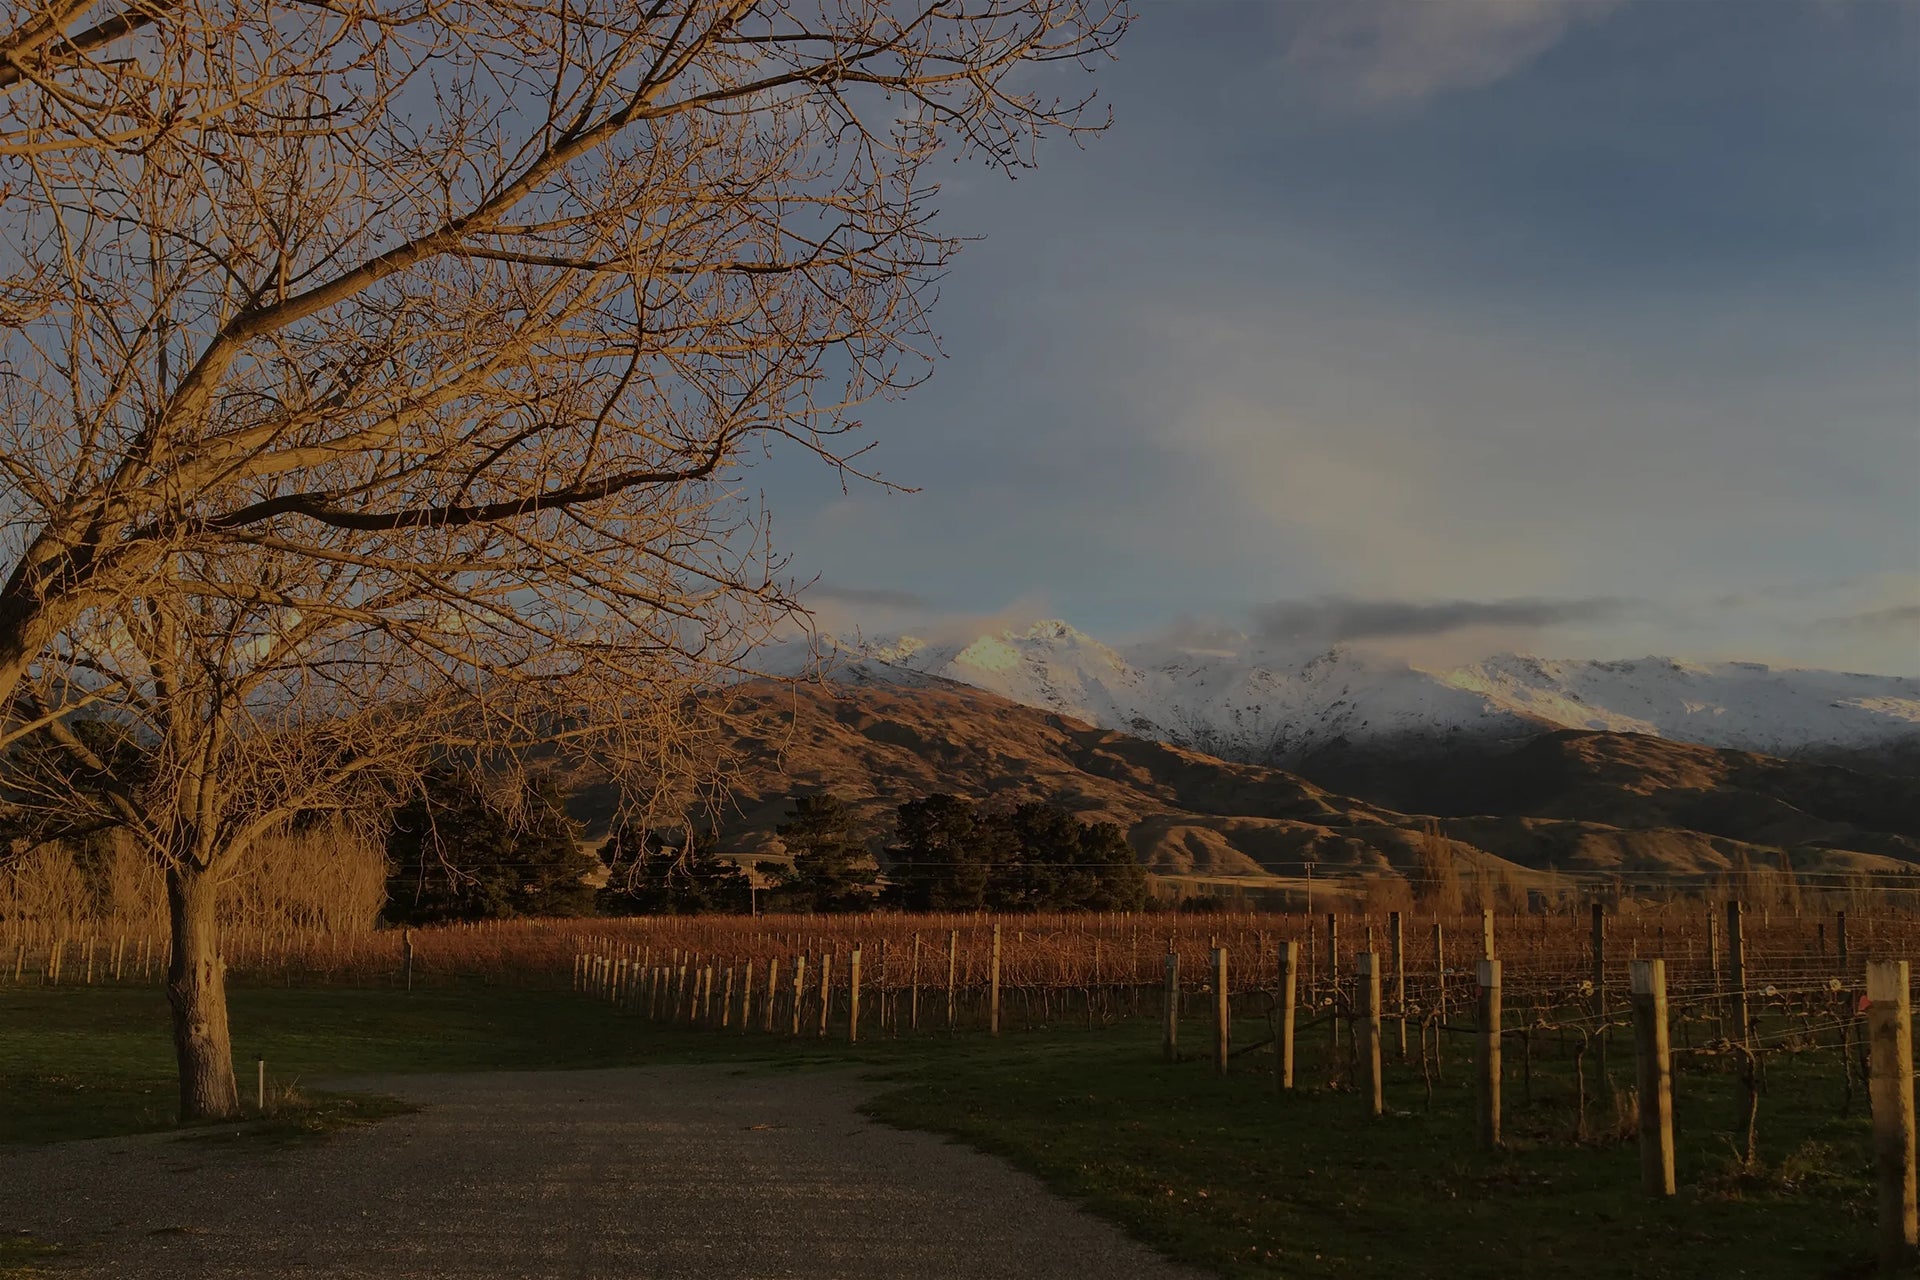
[{"x1": 0, "y1": 0, "x2": 1127, "y2": 1118}]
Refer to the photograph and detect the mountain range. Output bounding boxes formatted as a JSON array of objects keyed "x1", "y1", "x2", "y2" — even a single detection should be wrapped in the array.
[
  {"x1": 667, "y1": 622, "x2": 1920, "y2": 898},
  {"x1": 793, "y1": 620, "x2": 1920, "y2": 772},
  {"x1": 657, "y1": 677, "x2": 1920, "y2": 902}
]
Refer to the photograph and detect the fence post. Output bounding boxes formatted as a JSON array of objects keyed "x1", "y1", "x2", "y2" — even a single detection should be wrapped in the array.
[
  {"x1": 1590, "y1": 904, "x2": 1605, "y2": 1019},
  {"x1": 1708, "y1": 907, "x2": 1721, "y2": 996},
  {"x1": 1481, "y1": 908, "x2": 1495, "y2": 962},
  {"x1": 1358, "y1": 952, "x2": 1382, "y2": 1117},
  {"x1": 989, "y1": 925, "x2": 1003, "y2": 1037},
  {"x1": 1630, "y1": 959, "x2": 1676, "y2": 1197},
  {"x1": 1277, "y1": 939, "x2": 1297, "y2": 1090},
  {"x1": 1727, "y1": 901, "x2": 1749, "y2": 1046},
  {"x1": 1389, "y1": 911, "x2": 1406, "y2": 1062},
  {"x1": 1867, "y1": 960, "x2": 1918, "y2": 1275},
  {"x1": 817, "y1": 953, "x2": 832, "y2": 1040},
  {"x1": 1161, "y1": 949, "x2": 1179, "y2": 1061},
  {"x1": 848, "y1": 948, "x2": 862, "y2": 1045},
  {"x1": 741, "y1": 960, "x2": 754, "y2": 1032},
  {"x1": 1591, "y1": 904, "x2": 1607, "y2": 1077},
  {"x1": 1325, "y1": 913, "x2": 1340, "y2": 1082},
  {"x1": 910, "y1": 932, "x2": 922, "y2": 1032},
  {"x1": 1839, "y1": 911, "x2": 1851, "y2": 972},
  {"x1": 790, "y1": 954, "x2": 805, "y2": 1037},
  {"x1": 946, "y1": 929, "x2": 959, "y2": 1032},
  {"x1": 1477, "y1": 959, "x2": 1502, "y2": 1149},
  {"x1": 402, "y1": 928, "x2": 414, "y2": 992},
  {"x1": 1213, "y1": 947, "x2": 1230, "y2": 1076},
  {"x1": 764, "y1": 957, "x2": 780, "y2": 1033},
  {"x1": 1433, "y1": 921, "x2": 1447, "y2": 1078}
]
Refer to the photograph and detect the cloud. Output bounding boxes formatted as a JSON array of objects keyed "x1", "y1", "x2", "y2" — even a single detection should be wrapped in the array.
[
  {"x1": 804, "y1": 582, "x2": 931, "y2": 610},
  {"x1": 1281, "y1": 0, "x2": 1625, "y2": 107},
  {"x1": 1818, "y1": 603, "x2": 1920, "y2": 632},
  {"x1": 1251, "y1": 595, "x2": 1631, "y2": 645}
]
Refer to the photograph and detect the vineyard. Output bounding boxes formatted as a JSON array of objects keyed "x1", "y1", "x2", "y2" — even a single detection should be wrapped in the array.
[
  {"x1": 566, "y1": 904, "x2": 1919, "y2": 1272},
  {"x1": 8, "y1": 900, "x2": 1919, "y2": 1272}
]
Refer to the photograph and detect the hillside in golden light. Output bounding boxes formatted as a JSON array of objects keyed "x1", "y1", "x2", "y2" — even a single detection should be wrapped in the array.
[{"x1": 580, "y1": 680, "x2": 1920, "y2": 892}]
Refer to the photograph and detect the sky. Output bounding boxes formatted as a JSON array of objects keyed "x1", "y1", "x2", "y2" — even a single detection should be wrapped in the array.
[{"x1": 752, "y1": 0, "x2": 1920, "y2": 676}]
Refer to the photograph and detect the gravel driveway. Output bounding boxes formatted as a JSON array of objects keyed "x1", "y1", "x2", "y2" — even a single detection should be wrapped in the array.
[{"x1": 1, "y1": 1066, "x2": 1200, "y2": 1279}]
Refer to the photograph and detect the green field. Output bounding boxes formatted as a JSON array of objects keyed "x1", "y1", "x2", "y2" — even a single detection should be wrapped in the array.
[{"x1": 0, "y1": 983, "x2": 1884, "y2": 1278}]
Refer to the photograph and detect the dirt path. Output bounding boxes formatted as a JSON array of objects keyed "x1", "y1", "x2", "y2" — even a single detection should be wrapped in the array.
[{"x1": 2, "y1": 1066, "x2": 1200, "y2": 1279}]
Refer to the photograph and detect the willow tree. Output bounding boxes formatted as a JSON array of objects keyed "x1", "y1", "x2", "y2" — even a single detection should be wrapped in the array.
[{"x1": 0, "y1": 0, "x2": 1126, "y2": 1118}]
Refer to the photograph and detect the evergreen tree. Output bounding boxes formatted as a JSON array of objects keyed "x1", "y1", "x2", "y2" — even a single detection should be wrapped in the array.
[
  {"x1": 597, "y1": 824, "x2": 752, "y2": 915},
  {"x1": 886, "y1": 794, "x2": 991, "y2": 910},
  {"x1": 774, "y1": 793, "x2": 876, "y2": 912},
  {"x1": 385, "y1": 771, "x2": 598, "y2": 924},
  {"x1": 885, "y1": 797, "x2": 1146, "y2": 912}
]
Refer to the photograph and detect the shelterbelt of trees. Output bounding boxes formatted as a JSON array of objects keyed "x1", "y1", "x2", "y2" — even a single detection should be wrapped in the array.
[{"x1": 383, "y1": 776, "x2": 1149, "y2": 924}]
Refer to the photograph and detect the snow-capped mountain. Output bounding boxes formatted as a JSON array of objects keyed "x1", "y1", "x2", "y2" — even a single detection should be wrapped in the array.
[{"x1": 801, "y1": 620, "x2": 1920, "y2": 764}]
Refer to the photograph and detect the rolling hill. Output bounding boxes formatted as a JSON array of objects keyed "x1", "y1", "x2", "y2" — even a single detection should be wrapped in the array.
[{"x1": 611, "y1": 679, "x2": 1920, "y2": 894}]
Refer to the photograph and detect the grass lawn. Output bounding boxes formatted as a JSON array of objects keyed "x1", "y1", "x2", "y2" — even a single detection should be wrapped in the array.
[{"x1": 0, "y1": 983, "x2": 1886, "y2": 1278}]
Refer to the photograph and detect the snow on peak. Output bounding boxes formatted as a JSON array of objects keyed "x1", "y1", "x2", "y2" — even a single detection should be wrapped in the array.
[
  {"x1": 868, "y1": 634, "x2": 928, "y2": 665},
  {"x1": 822, "y1": 618, "x2": 1920, "y2": 763}
]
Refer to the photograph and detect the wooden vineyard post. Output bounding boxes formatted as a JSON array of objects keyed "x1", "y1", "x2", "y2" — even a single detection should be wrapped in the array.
[
  {"x1": 817, "y1": 953, "x2": 833, "y2": 1040},
  {"x1": 1477, "y1": 959, "x2": 1502, "y2": 1149},
  {"x1": 1867, "y1": 960, "x2": 1918, "y2": 1275},
  {"x1": 1708, "y1": 907, "x2": 1722, "y2": 991},
  {"x1": 1590, "y1": 905, "x2": 1606, "y2": 1019},
  {"x1": 402, "y1": 928, "x2": 414, "y2": 993},
  {"x1": 1591, "y1": 904, "x2": 1607, "y2": 1077},
  {"x1": 790, "y1": 955, "x2": 806, "y2": 1037},
  {"x1": 946, "y1": 930, "x2": 959, "y2": 1032},
  {"x1": 1481, "y1": 909, "x2": 1495, "y2": 962},
  {"x1": 1163, "y1": 949, "x2": 1179, "y2": 1062},
  {"x1": 1630, "y1": 959, "x2": 1676, "y2": 1197},
  {"x1": 741, "y1": 960, "x2": 754, "y2": 1032},
  {"x1": 910, "y1": 932, "x2": 922, "y2": 1032},
  {"x1": 1213, "y1": 947, "x2": 1230, "y2": 1076},
  {"x1": 1389, "y1": 911, "x2": 1406, "y2": 1062},
  {"x1": 257, "y1": 1058, "x2": 266, "y2": 1115},
  {"x1": 848, "y1": 948, "x2": 862, "y2": 1045},
  {"x1": 1433, "y1": 922, "x2": 1447, "y2": 1077},
  {"x1": 1326, "y1": 913, "x2": 1340, "y2": 1081},
  {"x1": 721, "y1": 965, "x2": 735, "y2": 1029},
  {"x1": 1357, "y1": 952, "x2": 1383, "y2": 1117},
  {"x1": 1277, "y1": 940, "x2": 1298, "y2": 1090},
  {"x1": 1839, "y1": 911, "x2": 1851, "y2": 973},
  {"x1": 989, "y1": 925, "x2": 1003, "y2": 1037},
  {"x1": 764, "y1": 958, "x2": 780, "y2": 1033},
  {"x1": 1727, "y1": 901, "x2": 1749, "y2": 1046}
]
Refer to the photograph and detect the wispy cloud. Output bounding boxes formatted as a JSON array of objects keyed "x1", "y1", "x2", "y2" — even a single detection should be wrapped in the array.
[
  {"x1": 1250, "y1": 595, "x2": 1631, "y2": 645},
  {"x1": 805, "y1": 582, "x2": 931, "y2": 609},
  {"x1": 1818, "y1": 603, "x2": 1920, "y2": 632},
  {"x1": 1281, "y1": 0, "x2": 1625, "y2": 108}
]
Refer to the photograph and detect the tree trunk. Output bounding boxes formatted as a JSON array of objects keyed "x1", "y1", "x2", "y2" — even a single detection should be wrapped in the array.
[{"x1": 166, "y1": 865, "x2": 238, "y2": 1120}]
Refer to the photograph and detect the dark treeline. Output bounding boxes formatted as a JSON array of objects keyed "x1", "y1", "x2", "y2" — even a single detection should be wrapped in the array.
[
  {"x1": 884, "y1": 794, "x2": 1148, "y2": 911},
  {"x1": 381, "y1": 777, "x2": 1148, "y2": 922}
]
